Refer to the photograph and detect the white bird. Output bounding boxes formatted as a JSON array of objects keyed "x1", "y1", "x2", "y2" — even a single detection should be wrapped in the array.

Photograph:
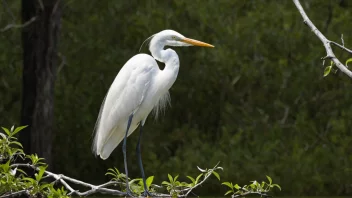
[{"x1": 92, "y1": 29, "x2": 214, "y2": 196}]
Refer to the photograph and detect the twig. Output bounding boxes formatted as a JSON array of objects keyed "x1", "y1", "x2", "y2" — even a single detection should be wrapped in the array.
[
  {"x1": 0, "y1": 188, "x2": 31, "y2": 198},
  {"x1": 232, "y1": 191, "x2": 270, "y2": 198},
  {"x1": 1, "y1": 17, "x2": 37, "y2": 32},
  {"x1": 8, "y1": 162, "x2": 219, "y2": 197},
  {"x1": 10, "y1": 163, "x2": 125, "y2": 197},
  {"x1": 293, "y1": 0, "x2": 352, "y2": 78},
  {"x1": 330, "y1": 41, "x2": 352, "y2": 54},
  {"x1": 341, "y1": 34, "x2": 344, "y2": 47},
  {"x1": 176, "y1": 162, "x2": 222, "y2": 197}
]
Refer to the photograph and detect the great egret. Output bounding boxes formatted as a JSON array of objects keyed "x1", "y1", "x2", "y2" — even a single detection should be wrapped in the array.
[{"x1": 92, "y1": 30, "x2": 214, "y2": 196}]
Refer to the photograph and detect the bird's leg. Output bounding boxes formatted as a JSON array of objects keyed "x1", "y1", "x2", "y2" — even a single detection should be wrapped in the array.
[
  {"x1": 123, "y1": 114, "x2": 134, "y2": 197},
  {"x1": 136, "y1": 123, "x2": 152, "y2": 197}
]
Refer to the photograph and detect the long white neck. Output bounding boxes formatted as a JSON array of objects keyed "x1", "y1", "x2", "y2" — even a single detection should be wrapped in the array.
[{"x1": 150, "y1": 43, "x2": 180, "y2": 91}]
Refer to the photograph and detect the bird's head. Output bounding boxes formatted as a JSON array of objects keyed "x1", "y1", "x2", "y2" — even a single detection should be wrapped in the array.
[{"x1": 149, "y1": 30, "x2": 214, "y2": 49}]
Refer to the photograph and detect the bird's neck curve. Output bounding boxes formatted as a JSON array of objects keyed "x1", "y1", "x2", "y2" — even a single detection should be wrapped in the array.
[
  {"x1": 150, "y1": 44, "x2": 180, "y2": 91},
  {"x1": 150, "y1": 41, "x2": 179, "y2": 69}
]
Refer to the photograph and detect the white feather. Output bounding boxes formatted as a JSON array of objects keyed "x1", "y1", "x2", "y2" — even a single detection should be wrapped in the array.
[{"x1": 92, "y1": 30, "x2": 204, "y2": 160}]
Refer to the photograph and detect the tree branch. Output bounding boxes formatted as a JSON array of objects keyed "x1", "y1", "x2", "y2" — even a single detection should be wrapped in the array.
[
  {"x1": 175, "y1": 162, "x2": 222, "y2": 197},
  {"x1": 10, "y1": 163, "x2": 125, "y2": 197},
  {"x1": 7, "y1": 162, "x2": 222, "y2": 197},
  {"x1": 8, "y1": 163, "x2": 176, "y2": 197},
  {"x1": 0, "y1": 17, "x2": 37, "y2": 32},
  {"x1": 330, "y1": 41, "x2": 352, "y2": 54},
  {"x1": 0, "y1": 188, "x2": 31, "y2": 198},
  {"x1": 232, "y1": 191, "x2": 270, "y2": 198},
  {"x1": 293, "y1": 0, "x2": 352, "y2": 78}
]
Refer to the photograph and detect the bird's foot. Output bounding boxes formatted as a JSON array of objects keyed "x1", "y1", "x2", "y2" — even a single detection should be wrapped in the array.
[
  {"x1": 141, "y1": 190, "x2": 152, "y2": 197},
  {"x1": 123, "y1": 189, "x2": 136, "y2": 197}
]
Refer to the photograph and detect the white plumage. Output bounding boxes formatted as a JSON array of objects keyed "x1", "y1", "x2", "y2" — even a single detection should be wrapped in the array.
[
  {"x1": 92, "y1": 30, "x2": 214, "y2": 160},
  {"x1": 93, "y1": 54, "x2": 172, "y2": 159}
]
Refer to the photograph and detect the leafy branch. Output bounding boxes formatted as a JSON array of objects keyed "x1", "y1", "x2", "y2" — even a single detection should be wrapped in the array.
[
  {"x1": 293, "y1": 0, "x2": 352, "y2": 78},
  {"x1": 222, "y1": 175, "x2": 281, "y2": 198},
  {"x1": 160, "y1": 162, "x2": 223, "y2": 197},
  {"x1": 1, "y1": 126, "x2": 227, "y2": 197},
  {"x1": 1, "y1": 126, "x2": 281, "y2": 197}
]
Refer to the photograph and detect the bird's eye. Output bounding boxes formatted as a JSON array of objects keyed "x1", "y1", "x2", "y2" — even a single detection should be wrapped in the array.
[{"x1": 172, "y1": 36, "x2": 176, "y2": 39}]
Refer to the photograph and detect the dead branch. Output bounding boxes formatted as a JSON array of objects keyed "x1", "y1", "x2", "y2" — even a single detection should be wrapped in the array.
[{"x1": 293, "y1": 0, "x2": 352, "y2": 78}]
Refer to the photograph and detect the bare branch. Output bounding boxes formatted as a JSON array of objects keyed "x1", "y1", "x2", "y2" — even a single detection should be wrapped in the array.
[
  {"x1": 341, "y1": 34, "x2": 344, "y2": 46},
  {"x1": 232, "y1": 191, "x2": 270, "y2": 198},
  {"x1": 293, "y1": 0, "x2": 352, "y2": 78},
  {"x1": 330, "y1": 41, "x2": 352, "y2": 54},
  {"x1": 0, "y1": 188, "x2": 31, "y2": 198},
  {"x1": 1, "y1": 17, "x2": 37, "y2": 32},
  {"x1": 174, "y1": 162, "x2": 222, "y2": 197},
  {"x1": 8, "y1": 161, "x2": 220, "y2": 197},
  {"x1": 10, "y1": 163, "x2": 125, "y2": 197}
]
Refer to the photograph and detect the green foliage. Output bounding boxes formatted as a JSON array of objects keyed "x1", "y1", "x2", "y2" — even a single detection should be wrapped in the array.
[
  {"x1": 161, "y1": 163, "x2": 223, "y2": 197},
  {"x1": 105, "y1": 163, "x2": 225, "y2": 197},
  {"x1": 222, "y1": 176, "x2": 281, "y2": 197},
  {"x1": 129, "y1": 176, "x2": 156, "y2": 196},
  {"x1": 0, "y1": 126, "x2": 26, "y2": 161},
  {"x1": 323, "y1": 61, "x2": 334, "y2": 77},
  {"x1": 105, "y1": 167, "x2": 158, "y2": 196},
  {"x1": 2, "y1": 126, "x2": 280, "y2": 197},
  {"x1": 0, "y1": 126, "x2": 69, "y2": 198},
  {"x1": 346, "y1": 58, "x2": 352, "y2": 67}
]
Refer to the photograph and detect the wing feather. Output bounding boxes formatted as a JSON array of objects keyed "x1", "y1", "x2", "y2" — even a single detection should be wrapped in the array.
[{"x1": 92, "y1": 54, "x2": 158, "y2": 159}]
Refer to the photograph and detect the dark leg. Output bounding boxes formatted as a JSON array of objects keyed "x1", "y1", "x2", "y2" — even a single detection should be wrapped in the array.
[
  {"x1": 123, "y1": 114, "x2": 134, "y2": 197},
  {"x1": 136, "y1": 123, "x2": 152, "y2": 197}
]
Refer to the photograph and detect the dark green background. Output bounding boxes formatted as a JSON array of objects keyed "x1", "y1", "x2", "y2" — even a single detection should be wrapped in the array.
[{"x1": 1, "y1": 0, "x2": 351, "y2": 196}]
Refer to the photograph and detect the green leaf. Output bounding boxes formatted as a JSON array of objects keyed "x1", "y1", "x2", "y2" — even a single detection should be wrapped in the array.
[
  {"x1": 271, "y1": 184, "x2": 281, "y2": 191},
  {"x1": 261, "y1": 181, "x2": 266, "y2": 188},
  {"x1": 35, "y1": 166, "x2": 47, "y2": 181},
  {"x1": 17, "y1": 168, "x2": 27, "y2": 176},
  {"x1": 212, "y1": 171, "x2": 220, "y2": 181},
  {"x1": 174, "y1": 181, "x2": 181, "y2": 186},
  {"x1": 234, "y1": 184, "x2": 241, "y2": 190},
  {"x1": 22, "y1": 177, "x2": 36, "y2": 183},
  {"x1": 2, "y1": 160, "x2": 11, "y2": 172},
  {"x1": 13, "y1": 126, "x2": 28, "y2": 135},
  {"x1": 0, "y1": 132, "x2": 6, "y2": 139},
  {"x1": 346, "y1": 58, "x2": 352, "y2": 67},
  {"x1": 174, "y1": 175, "x2": 179, "y2": 182},
  {"x1": 195, "y1": 173, "x2": 203, "y2": 184},
  {"x1": 254, "y1": 180, "x2": 260, "y2": 188},
  {"x1": 224, "y1": 190, "x2": 233, "y2": 195},
  {"x1": 162, "y1": 181, "x2": 171, "y2": 186},
  {"x1": 146, "y1": 176, "x2": 154, "y2": 189},
  {"x1": 222, "y1": 182, "x2": 233, "y2": 189},
  {"x1": 266, "y1": 175, "x2": 272, "y2": 185},
  {"x1": 167, "y1": 174, "x2": 173, "y2": 183},
  {"x1": 129, "y1": 178, "x2": 141, "y2": 185},
  {"x1": 105, "y1": 172, "x2": 117, "y2": 178},
  {"x1": 187, "y1": 176, "x2": 195, "y2": 183},
  {"x1": 324, "y1": 66, "x2": 332, "y2": 77},
  {"x1": 180, "y1": 181, "x2": 191, "y2": 187},
  {"x1": 250, "y1": 183, "x2": 256, "y2": 189},
  {"x1": 40, "y1": 183, "x2": 52, "y2": 190},
  {"x1": 1, "y1": 127, "x2": 10, "y2": 136},
  {"x1": 10, "y1": 141, "x2": 23, "y2": 148}
]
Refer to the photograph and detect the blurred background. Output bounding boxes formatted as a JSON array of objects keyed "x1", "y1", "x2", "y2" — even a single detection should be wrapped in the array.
[{"x1": 0, "y1": 0, "x2": 351, "y2": 196}]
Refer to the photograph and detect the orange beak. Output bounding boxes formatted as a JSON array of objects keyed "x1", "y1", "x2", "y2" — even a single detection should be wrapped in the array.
[{"x1": 181, "y1": 38, "x2": 214, "y2": 48}]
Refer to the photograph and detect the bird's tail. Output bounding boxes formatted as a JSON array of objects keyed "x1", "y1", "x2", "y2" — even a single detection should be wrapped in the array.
[{"x1": 92, "y1": 93, "x2": 108, "y2": 158}]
